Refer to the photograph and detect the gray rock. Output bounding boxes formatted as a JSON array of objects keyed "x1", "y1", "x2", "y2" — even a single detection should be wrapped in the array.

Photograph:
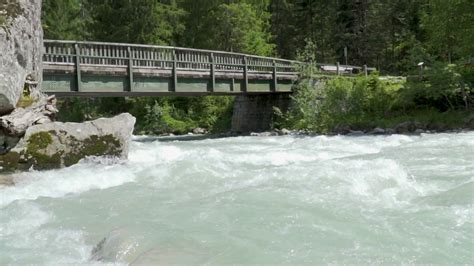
[
  {"x1": 250, "y1": 131, "x2": 278, "y2": 137},
  {"x1": 385, "y1": 128, "x2": 395, "y2": 135},
  {"x1": 1, "y1": 113, "x2": 135, "y2": 172},
  {"x1": 370, "y1": 127, "x2": 385, "y2": 135},
  {"x1": 394, "y1": 121, "x2": 425, "y2": 134},
  {"x1": 348, "y1": 130, "x2": 364, "y2": 136},
  {"x1": 192, "y1": 127, "x2": 206, "y2": 134},
  {"x1": 414, "y1": 129, "x2": 425, "y2": 134},
  {"x1": 0, "y1": 95, "x2": 57, "y2": 137},
  {"x1": 0, "y1": 0, "x2": 43, "y2": 115},
  {"x1": 280, "y1": 128, "x2": 291, "y2": 135}
]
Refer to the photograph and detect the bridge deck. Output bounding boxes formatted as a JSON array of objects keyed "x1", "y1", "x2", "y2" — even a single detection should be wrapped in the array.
[{"x1": 42, "y1": 40, "x2": 375, "y2": 97}]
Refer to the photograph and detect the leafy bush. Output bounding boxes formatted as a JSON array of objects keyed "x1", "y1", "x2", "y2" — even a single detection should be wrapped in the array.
[
  {"x1": 57, "y1": 96, "x2": 235, "y2": 135},
  {"x1": 142, "y1": 101, "x2": 195, "y2": 135},
  {"x1": 276, "y1": 74, "x2": 402, "y2": 132},
  {"x1": 401, "y1": 62, "x2": 472, "y2": 111}
]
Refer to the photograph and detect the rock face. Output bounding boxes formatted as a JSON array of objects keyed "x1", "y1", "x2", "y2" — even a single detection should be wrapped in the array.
[
  {"x1": 0, "y1": 113, "x2": 136, "y2": 172},
  {"x1": 0, "y1": 0, "x2": 43, "y2": 115}
]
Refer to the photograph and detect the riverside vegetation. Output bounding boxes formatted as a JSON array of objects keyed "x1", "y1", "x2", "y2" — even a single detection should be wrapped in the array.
[
  {"x1": 43, "y1": 0, "x2": 473, "y2": 134},
  {"x1": 274, "y1": 60, "x2": 473, "y2": 134}
]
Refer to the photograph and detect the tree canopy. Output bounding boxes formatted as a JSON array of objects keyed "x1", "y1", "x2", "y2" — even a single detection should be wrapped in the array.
[{"x1": 42, "y1": 0, "x2": 473, "y2": 74}]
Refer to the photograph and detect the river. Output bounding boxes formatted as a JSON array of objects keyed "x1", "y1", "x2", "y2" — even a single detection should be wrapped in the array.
[{"x1": 1, "y1": 133, "x2": 473, "y2": 265}]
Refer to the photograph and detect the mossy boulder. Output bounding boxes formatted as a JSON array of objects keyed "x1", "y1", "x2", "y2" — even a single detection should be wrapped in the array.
[{"x1": 0, "y1": 113, "x2": 135, "y2": 172}]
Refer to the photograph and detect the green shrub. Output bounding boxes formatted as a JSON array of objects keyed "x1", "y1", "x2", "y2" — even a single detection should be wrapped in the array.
[
  {"x1": 57, "y1": 96, "x2": 235, "y2": 135},
  {"x1": 401, "y1": 62, "x2": 472, "y2": 111},
  {"x1": 276, "y1": 73, "x2": 404, "y2": 132}
]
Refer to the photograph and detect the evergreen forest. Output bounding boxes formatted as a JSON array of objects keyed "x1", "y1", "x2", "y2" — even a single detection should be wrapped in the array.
[{"x1": 42, "y1": 0, "x2": 474, "y2": 134}]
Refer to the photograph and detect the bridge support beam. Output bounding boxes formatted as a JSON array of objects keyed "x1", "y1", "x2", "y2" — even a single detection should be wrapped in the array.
[{"x1": 231, "y1": 94, "x2": 291, "y2": 133}]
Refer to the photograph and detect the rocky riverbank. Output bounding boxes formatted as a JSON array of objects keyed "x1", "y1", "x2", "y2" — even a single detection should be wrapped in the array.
[
  {"x1": 248, "y1": 121, "x2": 473, "y2": 137},
  {"x1": 0, "y1": 0, "x2": 136, "y2": 174},
  {"x1": 0, "y1": 113, "x2": 135, "y2": 172}
]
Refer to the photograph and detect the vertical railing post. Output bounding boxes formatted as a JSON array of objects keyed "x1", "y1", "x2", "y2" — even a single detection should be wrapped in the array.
[
  {"x1": 74, "y1": 43, "x2": 81, "y2": 92},
  {"x1": 172, "y1": 50, "x2": 178, "y2": 92},
  {"x1": 336, "y1": 62, "x2": 340, "y2": 76},
  {"x1": 363, "y1": 65, "x2": 368, "y2": 76},
  {"x1": 243, "y1": 56, "x2": 248, "y2": 93},
  {"x1": 127, "y1": 46, "x2": 133, "y2": 92},
  {"x1": 272, "y1": 60, "x2": 277, "y2": 92},
  {"x1": 209, "y1": 52, "x2": 215, "y2": 92}
]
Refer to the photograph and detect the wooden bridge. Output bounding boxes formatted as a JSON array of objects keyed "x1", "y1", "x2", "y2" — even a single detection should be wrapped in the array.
[{"x1": 42, "y1": 40, "x2": 374, "y2": 97}]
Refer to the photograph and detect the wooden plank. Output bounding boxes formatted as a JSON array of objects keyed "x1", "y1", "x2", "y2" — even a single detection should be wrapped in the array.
[
  {"x1": 272, "y1": 60, "x2": 277, "y2": 92},
  {"x1": 210, "y1": 53, "x2": 215, "y2": 92},
  {"x1": 243, "y1": 56, "x2": 248, "y2": 92},
  {"x1": 172, "y1": 50, "x2": 177, "y2": 92},
  {"x1": 127, "y1": 47, "x2": 133, "y2": 92},
  {"x1": 74, "y1": 43, "x2": 81, "y2": 92}
]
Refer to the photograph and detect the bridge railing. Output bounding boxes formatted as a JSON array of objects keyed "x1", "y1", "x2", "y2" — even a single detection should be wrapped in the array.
[
  {"x1": 43, "y1": 40, "x2": 300, "y2": 74},
  {"x1": 43, "y1": 40, "x2": 376, "y2": 77}
]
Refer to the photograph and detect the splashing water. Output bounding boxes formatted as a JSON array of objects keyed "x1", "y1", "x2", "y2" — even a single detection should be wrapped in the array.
[{"x1": 1, "y1": 133, "x2": 473, "y2": 265}]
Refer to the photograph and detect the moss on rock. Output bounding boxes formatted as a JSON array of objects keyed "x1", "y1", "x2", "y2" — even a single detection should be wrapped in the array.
[
  {"x1": 23, "y1": 131, "x2": 61, "y2": 170},
  {"x1": 0, "y1": 113, "x2": 134, "y2": 173},
  {"x1": 63, "y1": 134, "x2": 122, "y2": 167},
  {"x1": 27, "y1": 131, "x2": 53, "y2": 151},
  {"x1": 0, "y1": 151, "x2": 20, "y2": 172}
]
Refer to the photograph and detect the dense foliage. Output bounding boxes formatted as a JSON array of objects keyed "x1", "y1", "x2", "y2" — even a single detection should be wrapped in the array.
[
  {"x1": 42, "y1": 0, "x2": 473, "y2": 133},
  {"x1": 276, "y1": 66, "x2": 473, "y2": 132}
]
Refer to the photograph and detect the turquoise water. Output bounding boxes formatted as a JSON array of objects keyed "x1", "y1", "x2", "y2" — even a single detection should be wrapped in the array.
[{"x1": 1, "y1": 133, "x2": 473, "y2": 265}]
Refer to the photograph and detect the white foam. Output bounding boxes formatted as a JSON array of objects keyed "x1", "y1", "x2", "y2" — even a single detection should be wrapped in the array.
[
  {"x1": 1, "y1": 132, "x2": 473, "y2": 264},
  {"x1": 0, "y1": 202, "x2": 51, "y2": 237},
  {"x1": 0, "y1": 161, "x2": 136, "y2": 208}
]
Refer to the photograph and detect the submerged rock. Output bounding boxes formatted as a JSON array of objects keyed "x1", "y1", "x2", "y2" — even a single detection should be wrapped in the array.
[
  {"x1": 250, "y1": 131, "x2": 278, "y2": 137},
  {"x1": 0, "y1": 113, "x2": 136, "y2": 172},
  {"x1": 131, "y1": 244, "x2": 209, "y2": 265},
  {"x1": 91, "y1": 228, "x2": 209, "y2": 265},
  {"x1": 0, "y1": 174, "x2": 14, "y2": 187},
  {"x1": 91, "y1": 228, "x2": 140, "y2": 263},
  {"x1": 0, "y1": 0, "x2": 43, "y2": 115},
  {"x1": 348, "y1": 130, "x2": 364, "y2": 136}
]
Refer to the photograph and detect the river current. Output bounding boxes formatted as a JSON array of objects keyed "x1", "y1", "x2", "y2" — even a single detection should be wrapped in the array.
[{"x1": 1, "y1": 133, "x2": 473, "y2": 265}]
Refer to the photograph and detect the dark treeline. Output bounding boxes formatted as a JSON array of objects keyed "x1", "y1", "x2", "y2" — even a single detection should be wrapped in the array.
[
  {"x1": 43, "y1": 0, "x2": 473, "y2": 75},
  {"x1": 42, "y1": 0, "x2": 473, "y2": 133}
]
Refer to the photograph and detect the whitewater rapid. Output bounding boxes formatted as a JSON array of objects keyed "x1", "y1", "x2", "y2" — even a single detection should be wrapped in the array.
[{"x1": 1, "y1": 133, "x2": 473, "y2": 264}]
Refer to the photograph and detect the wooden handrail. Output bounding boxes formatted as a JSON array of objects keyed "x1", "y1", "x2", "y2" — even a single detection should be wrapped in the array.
[{"x1": 43, "y1": 40, "x2": 375, "y2": 76}]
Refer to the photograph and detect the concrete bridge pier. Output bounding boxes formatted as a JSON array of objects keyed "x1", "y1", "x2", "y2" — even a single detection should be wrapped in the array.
[{"x1": 231, "y1": 94, "x2": 291, "y2": 133}]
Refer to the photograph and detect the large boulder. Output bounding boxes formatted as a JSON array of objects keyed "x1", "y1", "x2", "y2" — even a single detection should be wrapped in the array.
[
  {"x1": 0, "y1": 113, "x2": 136, "y2": 172},
  {"x1": 0, "y1": 0, "x2": 43, "y2": 115}
]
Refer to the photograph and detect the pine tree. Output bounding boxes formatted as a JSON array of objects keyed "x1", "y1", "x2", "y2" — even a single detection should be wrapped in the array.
[
  {"x1": 85, "y1": 0, "x2": 185, "y2": 45},
  {"x1": 42, "y1": 0, "x2": 89, "y2": 40}
]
